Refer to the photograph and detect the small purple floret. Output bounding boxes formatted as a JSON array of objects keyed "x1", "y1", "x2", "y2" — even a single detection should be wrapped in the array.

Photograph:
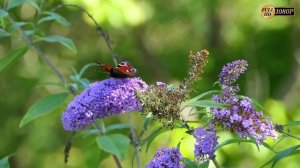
[
  {"x1": 218, "y1": 60, "x2": 248, "y2": 85},
  {"x1": 147, "y1": 147, "x2": 184, "y2": 168},
  {"x1": 62, "y1": 77, "x2": 148, "y2": 131},
  {"x1": 194, "y1": 125, "x2": 218, "y2": 161}
]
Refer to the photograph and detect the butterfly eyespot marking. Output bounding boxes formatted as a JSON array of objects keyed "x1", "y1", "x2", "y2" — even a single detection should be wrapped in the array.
[
  {"x1": 127, "y1": 68, "x2": 137, "y2": 73},
  {"x1": 97, "y1": 60, "x2": 137, "y2": 78},
  {"x1": 118, "y1": 62, "x2": 129, "y2": 67}
]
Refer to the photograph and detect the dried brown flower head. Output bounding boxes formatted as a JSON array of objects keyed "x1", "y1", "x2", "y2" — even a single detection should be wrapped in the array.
[
  {"x1": 137, "y1": 49, "x2": 209, "y2": 125},
  {"x1": 180, "y1": 50, "x2": 209, "y2": 89}
]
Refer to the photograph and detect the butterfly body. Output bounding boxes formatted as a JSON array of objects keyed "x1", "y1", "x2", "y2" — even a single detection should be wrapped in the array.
[{"x1": 98, "y1": 61, "x2": 137, "y2": 78}]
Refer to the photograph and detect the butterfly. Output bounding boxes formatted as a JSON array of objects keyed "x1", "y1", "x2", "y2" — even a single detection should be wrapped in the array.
[{"x1": 97, "y1": 61, "x2": 137, "y2": 78}]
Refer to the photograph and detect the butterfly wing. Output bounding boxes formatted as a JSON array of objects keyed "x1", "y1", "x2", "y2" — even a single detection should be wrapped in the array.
[
  {"x1": 114, "y1": 62, "x2": 137, "y2": 77},
  {"x1": 97, "y1": 61, "x2": 136, "y2": 78}
]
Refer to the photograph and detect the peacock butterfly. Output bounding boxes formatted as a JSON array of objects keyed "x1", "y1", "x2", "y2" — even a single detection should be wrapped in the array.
[{"x1": 97, "y1": 61, "x2": 137, "y2": 78}]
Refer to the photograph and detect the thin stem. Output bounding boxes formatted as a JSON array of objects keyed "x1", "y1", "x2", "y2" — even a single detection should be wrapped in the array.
[
  {"x1": 92, "y1": 119, "x2": 103, "y2": 135},
  {"x1": 212, "y1": 158, "x2": 222, "y2": 168},
  {"x1": 51, "y1": 3, "x2": 119, "y2": 65},
  {"x1": 279, "y1": 131, "x2": 300, "y2": 140},
  {"x1": 4, "y1": 10, "x2": 76, "y2": 95},
  {"x1": 128, "y1": 113, "x2": 142, "y2": 168},
  {"x1": 92, "y1": 119, "x2": 122, "y2": 168},
  {"x1": 113, "y1": 155, "x2": 122, "y2": 168}
]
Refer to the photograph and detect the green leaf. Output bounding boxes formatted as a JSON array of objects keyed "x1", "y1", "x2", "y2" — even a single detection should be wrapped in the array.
[
  {"x1": 181, "y1": 158, "x2": 198, "y2": 168},
  {"x1": 216, "y1": 138, "x2": 275, "y2": 153},
  {"x1": 10, "y1": 22, "x2": 33, "y2": 31},
  {"x1": 190, "y1": 90, "x2": 221, "y2": 102},
  {"x1": 105, "y1": 124, "x2": 132, "y2": 133},
  {"x1": 28, "y1": 0, "x2": 40, "y2": 12},
  {"x1": 143, "y1": 112, "x2": 153, "y2": 130},
  {"x1": 0, "y1": 29, "x2": 11, "y2": 38},
  {"x1": 38, "y1": 11, "x2": 70, "y2": 27},
  {"x1": 41, "y1": 35, "x2": 77, "y2": 54},
  {"x1": 0, "y1": 9, "x2": 8, "y2": 19},
  {"x1": 0, "y1": 47, "x2": 28, "y2": 72},
  {"x1": 0, "y1": 155, "x2": 10, "y2": 168},
  {"x1": 19, "y1": 92, "x2": 69, "y2": 127},
  {"x1": 7, "y1": 0, "x2": 28, "y2": 10},
  {"x1": 283, "y1": 121, "x2": 300, "y2": 126},
  {"x1": 198, "y1": 161, "x2": 210, "y2": 168},
  {"x1": 216, "y1": 138, "x2": 254, "y2": 150},
  {"x1": 78, "y1": 129, "x2": 99, "y2": 138},
  {"x1": 79, "y1": 78, "x2": 90, "y2": 89},
  {"x1": 96, "y1": 134, "x2": 130, "y2": 160},
  {"x1": 185, "y1": 100, "x2": 227, "y2": 109},
  {"x1": 261, "y1": 144, "x2": 300, "y2": 168},
  {"x1": 24, "y1": 30, "x2": 34, "y2": 36}
]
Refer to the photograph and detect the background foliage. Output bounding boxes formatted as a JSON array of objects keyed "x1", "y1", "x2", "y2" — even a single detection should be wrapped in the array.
[{"x1": 1, "y1": 0, "x2": 300, "y2": 167}]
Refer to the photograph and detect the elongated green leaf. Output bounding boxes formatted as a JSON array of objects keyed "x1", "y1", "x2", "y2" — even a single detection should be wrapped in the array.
[
  {"x1": 7, "y1": 0, "x2": 28, "y2": 10},
  {"x1": 38, "y1": 11, "x2": 70, "y2": 27},
  {"x1": 28, "y1": 0, "x2": 40, "y2": 12},
  {"x1": 261, "y1": 145, "x2": 300, "y2": 168},
  {"x1": 145, "y1": 127, "x2": 168, "y2": 152},
  {"x1": 41, "y1": 35, "x2": 77, "y2": 53},
  {"x1": 185, "y1": 100, "x2": 227, "y2": 109},
  {"x1": 0, "y1": 47, "x2": 28, "y2": 72},
  {"x1": 105, "y1": 124, "x2": 132, "y2": 133},
  {"x1": 190, "y1": 90, "x2": 221, "y2": 102},
  {"x1": 0, "y1": 155, "x2": 10, "y2": 168},
  {"x1": 199, "y1": 161, "x2": 209, "y2": 168},
  {"x1": 143, "y1": 112, "x2": 153, "y2": 130},
  {"x1": 77, "y1": 129, "x2": 99, "y2": 138},
  {"x1": 96, "y1": 134, "x2": 130, "y2": 160},
  {"x1": 109, "y1": 134, "x2": 130, "y2": 159},
  {"x1": 0, "y1": 9, "x2": 8, "y2": 19},
  {"x1": 10, "y1": 22, "x2": 33, "y2": 31},
  {"x1": 20, "y1": 93, "x2": 69, "y2": 127},
  {"x1": 283, "y1": 121, "x2": 300, "y2": 126},
  {"x1": 182, "y1": 158, "x2": 198, "y2": 168},
  {"x1": 216, "y1": 138, "x2": 255, "y2": 150},
  {"x1": 0, "y1": 29, "x2": 11, "y2": 38},
  {"x1": 216, "y1": 138, "x2": 275, "y2": 153}
]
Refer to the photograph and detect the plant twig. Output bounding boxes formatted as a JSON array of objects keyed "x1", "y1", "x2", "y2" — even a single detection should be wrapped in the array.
[
  {"x1": 4, "y1": 9, "x2": 76, "y2": 95},
  {"x1": 51, "y1": 3, "x2": 119, "y2": 65},
  {"x1": 92, "y1": 119, "x2": 123, "y2": 168},
  {"x1": 212, "y1": 158, "x2": 222, "y2": 168},
  {"x1": 128, "y1": 113, "x2": 142, "y2": 168}
]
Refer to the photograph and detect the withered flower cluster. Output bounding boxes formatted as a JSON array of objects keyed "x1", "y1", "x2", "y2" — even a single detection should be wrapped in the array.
[
  {"x1": 180, "y1": 50, "x2": 209, "y2": 90},
  {"x1": 137, "y1": 50, "x2": 209, "y2": 122},
  {"x1": 137, "y1": 83, "x2": 187, "y2": 122}
]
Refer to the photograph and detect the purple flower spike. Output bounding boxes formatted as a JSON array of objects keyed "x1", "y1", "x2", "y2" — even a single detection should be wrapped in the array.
[
  {"x1": 62, "y1": 77, "x2": 148, "y2": 131},
  {"x1": 194, "y1": 125, "x2": 218, "y2": 161},
  {"x1": 218, "y1": 60, "x2": 248, "y2": 85},
  {"x1": 147, "y1": 147, "x2": 185, "y2": 168},
  {"x1": 212, "y1": 86, "x2": 277, "y2": 144}
]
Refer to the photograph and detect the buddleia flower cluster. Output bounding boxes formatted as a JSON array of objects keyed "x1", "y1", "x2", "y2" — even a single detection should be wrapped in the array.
[
  {"x1": 193, "y1": 125, "x2": 218, "y2": 161},
  {"x1": 137, "y1": 82, "x2": 187, "y2": 122},
  {"x1": 146, "y1": 147, "x2": 185, "y2": 168},
  {"x1": 62, "y1": 78, "x2": 148, "y2": 130},
  {"x1": 211, "y1": 60, "x2": 277, "y2": 144},
  {"x1": 138, "y1": 50, "x2": 209, "y2": 122}
]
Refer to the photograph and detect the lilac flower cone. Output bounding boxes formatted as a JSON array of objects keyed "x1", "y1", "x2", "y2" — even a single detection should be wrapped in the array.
[{"x1": 62, "y1": 77, "x2": 148, "y2": 131}]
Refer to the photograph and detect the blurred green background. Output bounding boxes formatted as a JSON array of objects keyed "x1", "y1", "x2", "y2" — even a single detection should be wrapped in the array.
[{"x1": 1, "y1": 0, "x2": 300, "y2": 167}]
